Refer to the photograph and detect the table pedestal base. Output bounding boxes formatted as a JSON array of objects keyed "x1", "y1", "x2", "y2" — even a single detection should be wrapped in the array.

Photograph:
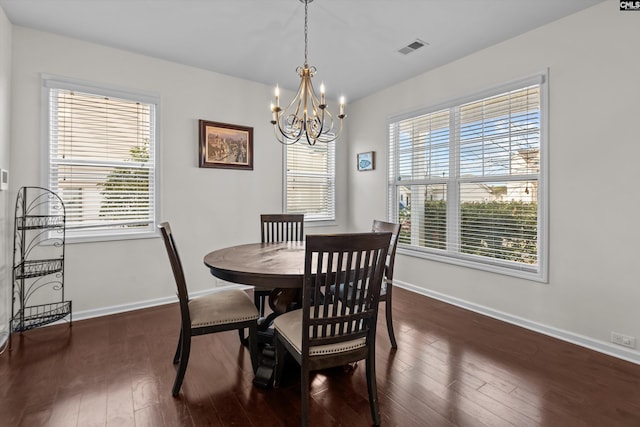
[
  {"x1": 252, "y1": 343, "x2": 276, "y2": 388},
  {"x1": 252, "y1": 288, "x2": 300, "y2": 388}
]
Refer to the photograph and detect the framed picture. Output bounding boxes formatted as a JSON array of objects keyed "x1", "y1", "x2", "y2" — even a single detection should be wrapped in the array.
[
  {"x1": 199, "y1": 120, "x2": 253, "y2": 170},
  {"x1": 357, "y1": 151, "x2": 375, "y2": 171}
]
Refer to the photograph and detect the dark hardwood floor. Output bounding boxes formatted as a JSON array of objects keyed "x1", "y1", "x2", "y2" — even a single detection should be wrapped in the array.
[{"x1": 1, "y1": 287, "x2": 639, "y2": 426}]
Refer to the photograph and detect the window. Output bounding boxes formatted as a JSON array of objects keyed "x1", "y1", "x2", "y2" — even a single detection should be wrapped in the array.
[
  {"x1": 285, "y1": 141, "x2": 335, "y2": 222},
  {"x1": 43, "y1": 76, "x2": 159, "y2": 242},
  {"x1": 388, "y1": 73, "x2": 547, "y2": 281}
]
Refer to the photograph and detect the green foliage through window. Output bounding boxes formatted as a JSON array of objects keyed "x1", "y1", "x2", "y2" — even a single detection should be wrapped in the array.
[
  {"x1": 99, "y1": 142, "x2": 150, "y2": 227},
  {"x1": 399, "y1": 200, "x2": 537, "y2": 264}
]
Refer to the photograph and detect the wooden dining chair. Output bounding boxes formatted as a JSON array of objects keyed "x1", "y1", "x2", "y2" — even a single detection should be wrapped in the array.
[
  {"x1": 273, "y1": 232, "x2": 392, "y2": 427},
  {"x1": 372, "y1": 219, "x2": 401, "y2": 349},
  {"x1": 158, "y1": 222, "x2": 259, "y2": 396},
  {"x1": 254, "y1": 214, "x2": 304, "y2": 316},
  {"x1": 328, "y1": 220, "x2": 402, "y2": 348}
]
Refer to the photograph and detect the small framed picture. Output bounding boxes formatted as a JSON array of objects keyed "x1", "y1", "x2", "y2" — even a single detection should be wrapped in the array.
[
  {"x1": 199, "y1": 120, "x2": 253, "y2": 170},
  {"x1": 357, "y1": 151, "x2": 375, "y2": 171}
]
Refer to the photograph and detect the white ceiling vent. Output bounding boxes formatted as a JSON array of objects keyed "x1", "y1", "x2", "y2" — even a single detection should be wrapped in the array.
[{"x1": 398, "y1": 39, "x2": 429, "y2": 55}]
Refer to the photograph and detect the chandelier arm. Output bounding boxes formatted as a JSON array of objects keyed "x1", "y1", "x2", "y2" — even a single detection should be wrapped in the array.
[
  {"x1": 286, "y1": 118, "x2": 304, "y2": 141},
  {"x1": 307, "y1": 112, "x2": 323, "y2": 141},
  {"x1": 277, "y1": 112, "x2": 303, "y2": 142},
  {"x1": 273, "y1": 126, "x2": 299, "y2": 145},
  {"x1": 274, "y1": 117, "x2": 293, "y2": 142},
  {"x1": 314, "y1": 112, "x2": 343, "y2": 144},
  {"x1": 276, "y1": 77, "x2": 307, "y2": 142},
  {"x1": 304, "y1": 133, "x2": 317, "y2": 146},
  {"x1": 274, "y1": 103, "x2": 303, "y2": 144},
  {"x1": 308, "y1": 89, "x2": 325, "y2": 139},
  {"x1": 303, "y1": 72, "x2": 329, "y2": 141},
  {"x1": 288, "y1": 97, "x2": 306, "y2": 139},
  {"x1": 284, "y1": 76, "x2": 306, "y2": 115},
  {"x1": 284, "y1": 76, "x2": 305, "y2": 115}
]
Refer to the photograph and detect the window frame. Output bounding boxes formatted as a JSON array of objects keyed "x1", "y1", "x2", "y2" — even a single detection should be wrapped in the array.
[
  {"x1": 41, "y1": 74, "x2": 161, "y2": 243},
  {"x1": 283, "y1": 140, "x2": 336, "y2": 224},
  {"x1": 387, "y1": 72, "x2": 548, "y2": 282}
]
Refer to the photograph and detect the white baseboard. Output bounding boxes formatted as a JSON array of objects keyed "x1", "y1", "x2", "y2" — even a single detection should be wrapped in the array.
[
  {"x1": 395, "y1": 280, "x2": 640, "y2": 366},
  {"x1": 70, "y1": 284, "x2": 249, "y2": 322},
  {"x1": 7, "y1": 281, "x2": 638, "y2": 366},
  {"x1": 0, "y1": 285, "x2": 251, "y2": 353}
]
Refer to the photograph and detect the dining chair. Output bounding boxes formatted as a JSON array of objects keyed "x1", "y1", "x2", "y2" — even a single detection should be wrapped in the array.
[
  {"x1": 371, "y1": 219, "x2": 401, "y2": 349},
  {"x1": 329, "y1": 220, "x2": 401, "y2": 348},
  {"x1": 158, "y1": 222, "x2": 259, "y2": 396},
  {"x1": 254, "y1": 214, "x2": 304, "y2": 316},
  {"x1": 273, "y1": 232, "x2": 392, "y2": 427}
]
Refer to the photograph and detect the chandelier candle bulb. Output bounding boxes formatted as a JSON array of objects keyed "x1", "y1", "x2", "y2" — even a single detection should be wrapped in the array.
[
  {"x1": 320, "y1": 82, "x2": 326, "y2": 105},
  {"x1": 275, "y1": 86, "x2": 280, "y2": 108}
]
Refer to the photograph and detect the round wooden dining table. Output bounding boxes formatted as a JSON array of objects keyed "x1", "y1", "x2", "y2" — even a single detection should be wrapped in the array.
[
  {"x1": 203, "y1": 241, "x2": 306, "y2": 289},
  {"x1": 203, "y1": 241, "x2": 306, "y2": 387}
]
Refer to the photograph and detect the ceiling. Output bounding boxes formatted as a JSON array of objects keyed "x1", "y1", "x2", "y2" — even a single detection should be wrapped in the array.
[{"x1": 0, "y1": 0, "x2": 604, "y2": 102}]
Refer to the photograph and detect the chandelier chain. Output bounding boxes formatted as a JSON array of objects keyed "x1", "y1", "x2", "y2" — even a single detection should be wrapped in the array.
[{"x1": 304, "y1": 0, "x2": 308, "y2": 66}]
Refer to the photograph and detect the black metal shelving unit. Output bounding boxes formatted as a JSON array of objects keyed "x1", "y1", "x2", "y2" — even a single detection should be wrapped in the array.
[{"x1": 10, "y1": 187, "x2": 72, "y2": 345}]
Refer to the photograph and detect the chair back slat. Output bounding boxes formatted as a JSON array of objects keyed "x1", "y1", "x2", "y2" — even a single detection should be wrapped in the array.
[
  {"x1": 158, "y1": 222, "x2": 191, "y2": 331},
  {"x1": 261, "y1": 214, "x2": 304, "y2": 243},
  {"x1": 302, "y1": 232, "x2": 391, "y2": 350}
]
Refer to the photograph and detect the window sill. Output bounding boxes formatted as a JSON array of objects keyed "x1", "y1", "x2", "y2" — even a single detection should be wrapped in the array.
[
  {"x1": 397, "y1": 246, "x2": 547, "y2": 283},
  {"x1": 65, "y1": 230, "x2": 159, "y2": 244}
]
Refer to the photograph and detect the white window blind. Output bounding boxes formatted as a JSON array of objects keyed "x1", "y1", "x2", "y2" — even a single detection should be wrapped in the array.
[
  {"x1": 285, "y1": 141, "x2": 335, "y2": 222},
  {"x1": 388, "y1": 74, "x2": 547, "y2": 281},
  {"x1": 44, "y1": 77, "x2": 159, "y2": 241}
]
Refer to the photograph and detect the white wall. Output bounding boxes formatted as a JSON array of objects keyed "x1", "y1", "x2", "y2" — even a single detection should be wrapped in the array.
[
  {"x1": 348, "y1": 0, "x2": 640, "y2": 363},
  {"x1": 9, "y1": 27, "x2": 349, "y2": 317},
  {"x1": 0, "y1": 5, "x2": 11, "y2": 347}
]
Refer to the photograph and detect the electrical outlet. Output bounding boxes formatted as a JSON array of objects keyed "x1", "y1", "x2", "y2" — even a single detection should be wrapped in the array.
[
  {"x1": 611, "y1": 332, "x2": 636, "y2": 349},
  {"x1": 0, "y1": 169, "x2": 7, "y2": 191}
]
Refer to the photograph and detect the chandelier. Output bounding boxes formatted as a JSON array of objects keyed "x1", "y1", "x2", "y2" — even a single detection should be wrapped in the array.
[{"x1": 270, "y1": 0, "x2": 345, "y2": 145}]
